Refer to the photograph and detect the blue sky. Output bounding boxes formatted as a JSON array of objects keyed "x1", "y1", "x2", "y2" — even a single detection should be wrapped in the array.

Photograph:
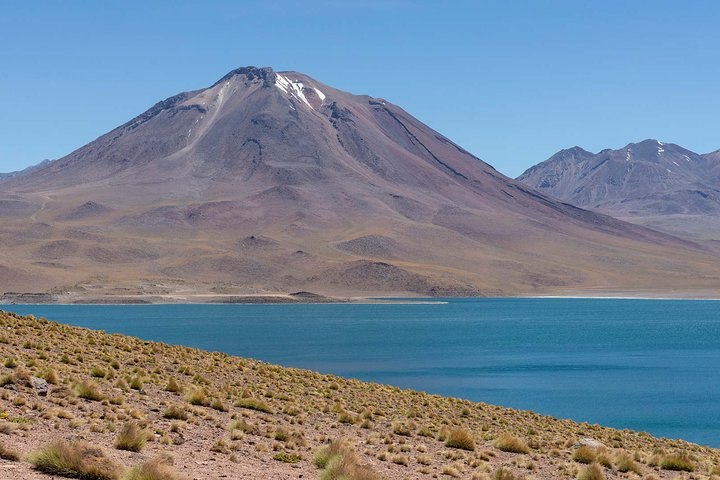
[{"x1": 1, "y1": 0, "x2": 718, "y2": 177}]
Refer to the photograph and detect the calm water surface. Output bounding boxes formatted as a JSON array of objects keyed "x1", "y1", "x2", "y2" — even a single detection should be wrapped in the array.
[{"x1": 3, "y1": 299, "x2": 719, "y2": 447}]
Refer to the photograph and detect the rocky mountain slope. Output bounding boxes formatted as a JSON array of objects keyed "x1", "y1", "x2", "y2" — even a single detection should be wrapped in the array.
[
  {"x1": 518, "y1": 140, "x2": 720, "y2": 241},
  {"x1": 1, "y1": 69, "x2": 720, "y2": 299}
]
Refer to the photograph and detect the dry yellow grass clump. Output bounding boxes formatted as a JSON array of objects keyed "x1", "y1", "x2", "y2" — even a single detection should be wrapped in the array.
[{"x1": 0, "y1": 310, "x2": 719, "y2": 480}]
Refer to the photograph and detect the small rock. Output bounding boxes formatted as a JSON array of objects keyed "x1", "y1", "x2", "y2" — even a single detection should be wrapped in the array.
[
  {"x1": 31, "y1": 376, "x2": 48, "y2": 396},
  {"x1": 574, "y1": 437, "x2": 606, "y2": 449}
]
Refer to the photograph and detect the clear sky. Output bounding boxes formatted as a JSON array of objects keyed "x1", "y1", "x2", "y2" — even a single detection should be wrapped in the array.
[{"x1": 1, "y1": 0, "x2": 718, "y2": 177}]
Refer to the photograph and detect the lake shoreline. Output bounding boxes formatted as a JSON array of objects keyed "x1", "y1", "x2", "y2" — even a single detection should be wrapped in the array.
[{"x1": 2, "y1": 291, "x2": 719, "y2": 305}]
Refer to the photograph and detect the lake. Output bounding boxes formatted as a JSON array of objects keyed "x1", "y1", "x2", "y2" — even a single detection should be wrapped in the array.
[{"x1": 2, "y1": 298, "x2": 719, "y2": 447}]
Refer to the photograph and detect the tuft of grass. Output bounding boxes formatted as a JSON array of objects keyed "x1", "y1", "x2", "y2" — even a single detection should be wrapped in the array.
[
  {"x1": 315, "y1": 440, "x2": 380, "y2": 480},
  {"x1": 313, "y1": 441, "x2": 346, "y2": 469},
  {"x1": 234, "y1": 397, "x2": 272, "y2": 413},
  {"x1": 75, "y1": 379, "x2": 106, "y2": 401},
  {"x1": 337, "y1": 412, "x2": 355, "y2": 424},
  {"x1": 163, "y1": 405, "x2": 188, "y2": 420},
  {"x1": 185, "y1": 388, "x2": 207, "y2": 406},
  {"x1": 41, "y1": 368, "x2": 59, "y2": 384},
  {"x1": 573, "y1": 445, "x2": 597, "y2": 464},
  {"x1": 491, "y1": 467, "x2": 517, "y2": 480},
  {"x1": 445, "y1": 428, "x2": 475, "y2": 451},
  {"x1": 660, "y1": 453, "x2": 695, "y2": 472},
  {"x1": 129, "y1": 376, "x2": 144, "y2": 391},
  {"x1": 614, "y1": 452, "x2": 642, "y2": 474},
  {"x1": 29, "y1": 440, "x2": 121, "y2": 480},
  {"x1": 0, "y1": 440, "x2": 21, "y2": 461},
  {"x1": 164, "y1": 377, "x2": 182, "y2": 393},
  {"x1": 391, "y1": 421, "x2": 414, "y2": 436},
  {"x1": 492, "y1": 433, "x2": 529, "y2": 454},
  {"x1": 577, "y1": 463, "x2": 605, "y2": 480},
  {"x1": 273, "y1": 452, "x2": 302, "y2": 464},
  {"x1": 124, "y1": 456, "x2": 183, "y2": 480},
  {"x1": 442, "y1": 465, "x2": 461, "y2": 477},
  {"x1": 114, "y1": 421, "x2": 148, "y2": 452},
  {"x1": 210, "y1": 398, "x2": 227, "y2": 412},
  {"x1": 391, "y1": 454, "x2": 409, "y2": 466}
]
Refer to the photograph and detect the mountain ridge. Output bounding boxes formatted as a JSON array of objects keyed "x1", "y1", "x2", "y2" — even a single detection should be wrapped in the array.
[
  {"x1": 1, "y1": 68, "x2": 719, "y2": 299},
  {"x1": 518, "y1": 139, "x2": 720, "y2": 240}
]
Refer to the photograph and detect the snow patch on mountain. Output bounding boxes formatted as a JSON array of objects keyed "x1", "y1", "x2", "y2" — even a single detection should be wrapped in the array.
[{"x1": 275, "y1": 74, "x2": 315, "y2": 109}]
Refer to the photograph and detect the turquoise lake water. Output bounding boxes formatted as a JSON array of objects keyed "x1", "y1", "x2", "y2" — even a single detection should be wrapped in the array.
[{"x1": 2, "y1": 298, "x2": 719, "y2": 447}]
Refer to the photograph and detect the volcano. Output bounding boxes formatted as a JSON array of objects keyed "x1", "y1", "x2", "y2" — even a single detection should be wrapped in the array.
[{"x1": 1, "y1": 67, "x2": 719, "y2": 300}]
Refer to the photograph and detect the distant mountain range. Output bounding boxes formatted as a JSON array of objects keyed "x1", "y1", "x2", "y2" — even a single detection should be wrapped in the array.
[
  {"x1": 0, "y1": 159, "x2": 52, "y2": 181},
  {"x1": 1, "y1": 68, "x2": 719, "y2": 300},
  {"x1": 518, "y1": 140, "x2": 720, "y2": 241}
]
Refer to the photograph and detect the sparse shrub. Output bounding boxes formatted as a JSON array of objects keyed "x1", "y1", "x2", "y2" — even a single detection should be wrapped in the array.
[
  {"x1": 391, "y1": 454, "x2": 409, "y2": 465},
  {"x1": 4, "y1": 358, "x2": 17, "y2": 368},
  {"x1": 210, "y1": 398, "x2": 227, "y2": 412},
  {"x1": 615, "y1": 452, "x2": 642, "y2": 474},
  {"x1": 445, "y1": 428, "x2": 475, "y2": 451},
  {"x1": 210, "y1": 439, "x2": 228, "y2": 453},
  {"x1": 283, "y1": 404, "x2": 300, "y2": 416},
  {"x1": 315, "y1": 440, "x2": 380, "y2": 480},
  {"x1": 228, "y1": 419, "x2": 251, "y2": 432},
  {"x1": 29, "y1": 440, "x2": 121, "y2": 480},
  {"x1": 164, "y1": 377, "x2": 182, "y2": 393},
  {"x1": 337, "y1": 412, "x2": 354, "y2": 424},
  {"x1": 660, "y1": 453, "x2": 695, "y2": 472},
  {"x1": 163, "y1": 405, "x2": 188, "y2": 421},
  {"x1": 129, "y1": 376, "x2": 144, "y2": 391},
  {"x1": 273, "y1": 452, "x2": 301, "y2": 463},
  {"x1": 573, "y1": 446, "x2": 596, "y2": 464},
  {"x1": 391, "y1": 421, "x2": 414, "y2": 436},
  {"x1": 577, "y1": 463, "x2": 605, "y2": 480},
  {"x1": 491, "y1": 467, "x2": 517, "y2": 480},
  {"x1": 114, "y1": 422, "x2": 147, "y2": 452},
  {"x1": 234, "y1": 397, "x2": 272, "y2": 413},
  {"x1": 124, "y1": 456, "x2": 182, "y2": 480},
  {"x1": 442, "y1": 465, "x2": 461, "y2": 477},
  {"x1": 75, "y1": 379, "x2": 105, "y2": 401},
  {"x1": 0, "y1": 422, "x2": 18, "y2": 434},
  {"x1": 185, "y1": 388, "x2": 207, "y2": 406},
  {"x1": 313, "y1": 441, "x2": 346, "y2": 469},
  {"x1": 595, "y1": 452, "x2": 612, "y2": 468},
  {"x1": 492, "y1": 433, "x2": 529, "y2": 454},
  {"x1": 0, "y1": 440, "x2": 20, "y2": 461},
  {"x1": 41, "y1": 368, "x2": 59, "y2": 384}
]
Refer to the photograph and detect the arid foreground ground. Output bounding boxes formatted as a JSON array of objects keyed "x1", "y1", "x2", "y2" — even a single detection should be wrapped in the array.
[{"x1": 0, "y1": 311, "x2": 718, "y2": 480}]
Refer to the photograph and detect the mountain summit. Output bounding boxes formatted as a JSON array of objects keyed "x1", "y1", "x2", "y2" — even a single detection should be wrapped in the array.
[
  {"x1": 518, "y1": 140, "x2": 720, "y2": 240},
  {"x1": 1, "y1": 69, "x2": 719, "y2": 299}
]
